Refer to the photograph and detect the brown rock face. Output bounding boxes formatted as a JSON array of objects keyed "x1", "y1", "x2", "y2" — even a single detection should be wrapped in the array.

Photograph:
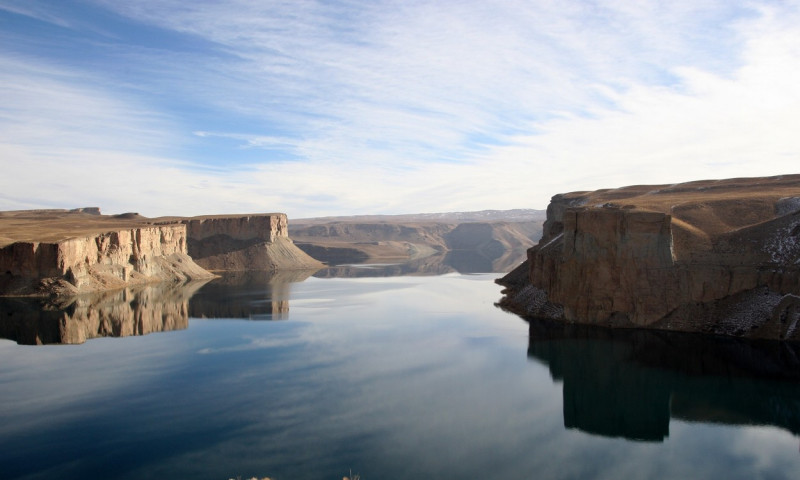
[
  {"x1": 1, "y1": 224, "x2": 214, "y2": 296},
  {"x1": 0, "y1": 210, "x2": 324, "y2": 296},
  {"x1": 499, "y1": 174, "x2": 800, "y2": 340},
  {"x1": 182, "y1": 213, "x2": 323, "y2": 271},
  {"x1": 184, "y1": 213, "x2": 288, "y2": 242}
]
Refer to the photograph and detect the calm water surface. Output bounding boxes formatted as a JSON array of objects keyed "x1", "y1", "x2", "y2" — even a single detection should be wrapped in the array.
[{"x1": 1, "y1": 269, "x2": 799, "y2": 479}]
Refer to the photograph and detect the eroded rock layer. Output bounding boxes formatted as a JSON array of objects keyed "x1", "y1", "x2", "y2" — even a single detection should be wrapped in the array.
[
  {"x1": 1, "y1": 222, "x2": 213, "y2": 296},
  {"x1": 182, "y1": 214, "x2": 323, "y2": 271},
  {"x1": 498, "y1": 175, "x2": 800, "y2": 340},
  {"x1": 0, "y1": 209, "x2": 321, "y2": 296}
]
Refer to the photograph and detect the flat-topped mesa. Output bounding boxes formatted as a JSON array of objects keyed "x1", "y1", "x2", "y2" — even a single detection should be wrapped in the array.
[
  {"x1": 499, "y1": 174, "x2": 800, "y2": 340},
  {"x1": 184, "y1": 213, "x2": 288, "y2": 242},
  {"x1": 181, "y1": 213, "x2": 324, "y2": 272},
  {"x1": 0, "y1": 209, "x2": 323, "y2": 297},
  {"x1": 0, "y1": 223, "x2": 214, "y2": 296}
]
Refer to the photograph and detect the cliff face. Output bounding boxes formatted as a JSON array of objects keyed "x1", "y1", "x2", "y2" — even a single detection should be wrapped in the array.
[
  {"x1": 1, "y1": 209, "x2": 324, "y2": 296},
  {"x1": 499, "y1": 175, "x2": 800, "y2": 340},
  {"x1": 1, "y1": 224, "x2": 214, "y2": 296},
  {"x1": 183, "y1": 214, "x2": 324, "y2": 271}
]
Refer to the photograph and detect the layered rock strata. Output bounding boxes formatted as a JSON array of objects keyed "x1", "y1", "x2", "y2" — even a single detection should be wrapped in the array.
[
  {"x1": 1, "y1": 222, "x2": 214, "y2": 296},
  {"x1": 181, "y1": 214, "x2": 323, "y2": 271},
  {"x1": 498, "y1": 175, "x2": 800, "y2": 340},
  {"x1": 0, "y1": 209, "x2": 321, "y2": 297}
]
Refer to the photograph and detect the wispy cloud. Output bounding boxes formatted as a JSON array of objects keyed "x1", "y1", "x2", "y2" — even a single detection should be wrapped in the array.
[{"x1": 0, "y1": 1, "x2": 798, "y2": 216}]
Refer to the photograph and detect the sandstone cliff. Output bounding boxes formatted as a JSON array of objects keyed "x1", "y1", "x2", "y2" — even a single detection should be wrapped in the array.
[
  {"x1": 498, "y1": 175, "x2": 800, "y2": 340},
  {"x1": 0, "y1": 209, "x2": 215, "y2": 297},
  {"x1": 0, "y1": 209, "x2": 321, "y2": 297},
  {"x1": 180, "y1": 213, "x2": 323, "y2": 271}
]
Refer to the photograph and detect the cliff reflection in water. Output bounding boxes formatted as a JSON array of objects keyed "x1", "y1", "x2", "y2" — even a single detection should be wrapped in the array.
[
  {"x1": 0, "y1": 281, "x2": 210, "y2": 345},
  {"x1": 0, "y1": 269, "x2": 318, "y2": 345},
  {"x1": 526, "y1": 318, "x2": 800, "y2": 441},
  {"x1": 188, "y1": 269, "x2": 317, "y2": 320}
]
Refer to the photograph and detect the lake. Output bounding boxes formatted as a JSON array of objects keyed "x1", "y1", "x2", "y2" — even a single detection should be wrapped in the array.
[{"x1": 1, "y1": 266, "x2": 799, "y2": 479}]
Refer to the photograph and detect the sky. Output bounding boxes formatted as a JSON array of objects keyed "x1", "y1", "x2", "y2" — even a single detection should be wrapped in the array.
[{"x1": 1, "y1": 0, "x2": 799, "y2": 218}]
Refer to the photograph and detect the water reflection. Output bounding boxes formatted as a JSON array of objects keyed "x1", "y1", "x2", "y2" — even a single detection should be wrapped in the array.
[
  {"x1": 0, "y1": 281, "x2": 210, "y2": 345},
  {"x1": 526, "y1": 317, "x2": 800, "y2": 441},
  {"x1": 0, "y1": 268, "x2": 317, "y2": 344},
  {"x1": 316, "y1": 248, "x2": 528, "y2": 277},
  {"x1": 188, "y1": 269, "x2": 317, "y2": 320}
]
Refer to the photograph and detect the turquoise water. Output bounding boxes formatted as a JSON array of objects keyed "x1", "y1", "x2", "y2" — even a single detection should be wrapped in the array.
[{"x1": 0, "y1": 270, "x2": 799, "y2": 479}]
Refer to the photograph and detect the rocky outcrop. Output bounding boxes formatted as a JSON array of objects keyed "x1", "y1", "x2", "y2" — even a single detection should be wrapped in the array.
[
  {"x1": 498, "y1": 175, "x2": 800, "y2": 340},
  {"x1": 181, "y1": 214, "x2": 324, "y2": 271},
  {"x1": 1, "y1": 223, "x2": 214, "y2": 297}
]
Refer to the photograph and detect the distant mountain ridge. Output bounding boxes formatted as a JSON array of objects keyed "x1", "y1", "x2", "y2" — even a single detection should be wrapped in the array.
[
  {"x1": 294, "y1": 208, "x2": 546, "y2": 225},
  {"x1": 289, "y1": 209, "x2": 547, "y2": 271}
]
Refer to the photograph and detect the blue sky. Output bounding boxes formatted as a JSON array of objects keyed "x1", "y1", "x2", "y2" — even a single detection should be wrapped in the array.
[{"x1": 1, "y1": 0, "x2": 799, "y2": 218}]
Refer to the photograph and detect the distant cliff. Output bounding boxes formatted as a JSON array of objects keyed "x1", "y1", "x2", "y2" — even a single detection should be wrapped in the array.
[
  {"x1": 498, "y1": 175, "x2": 800, "y2": 340},
  {"x1": 290, "y1": 216, "x2": 543, "y2": 270},
  {"x1": 181, "y1": 213, "x2": 323, "y2": 271}
]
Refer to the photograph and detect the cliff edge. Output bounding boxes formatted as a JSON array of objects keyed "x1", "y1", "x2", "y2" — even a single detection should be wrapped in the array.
[
  {"x1": 498, "y1": 174, "x2": 800, "y2": 340},
  {"x1": 1, "y1": 210, "x2": 321, "y2": 297},
  {"x1": 179, "y1": 213, "x2": 323, "y2": 271},
  {"x1": 0, "y1": 209, "x2": 215, "y2": 296}
]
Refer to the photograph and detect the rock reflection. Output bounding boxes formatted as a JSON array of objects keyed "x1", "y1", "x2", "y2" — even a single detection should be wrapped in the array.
[
  {"x1": 316, "y1": 248, "x2": 529, "y2": 278},
  {"x1": 0, "y1": 281, "x2": 210, "y2": 345},
  {"x1": 526, "y1": 317, "x2": 800, "y2": 441},
  {"x1": 188, "y1": 269, "x2": 317, "y2": 320}
]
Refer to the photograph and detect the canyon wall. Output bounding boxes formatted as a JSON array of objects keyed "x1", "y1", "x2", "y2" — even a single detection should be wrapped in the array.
[
  {"x1": 498, "y1": 175, "x2": 800, "y2": 340},
  {"x1": 182, "y1": 214, "x2": 324, "y2": 271},
  {"x1": 0, "y1": 224, "x2": 214, "y2": 296}
]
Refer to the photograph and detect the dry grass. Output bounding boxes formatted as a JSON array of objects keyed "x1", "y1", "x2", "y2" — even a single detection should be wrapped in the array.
[
  {"x1": 561, "y1": 174, "x2": 800, "y2": 253},
  {"x1": 0, "y1": 209, "x2": 159, "y2": 247}
]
